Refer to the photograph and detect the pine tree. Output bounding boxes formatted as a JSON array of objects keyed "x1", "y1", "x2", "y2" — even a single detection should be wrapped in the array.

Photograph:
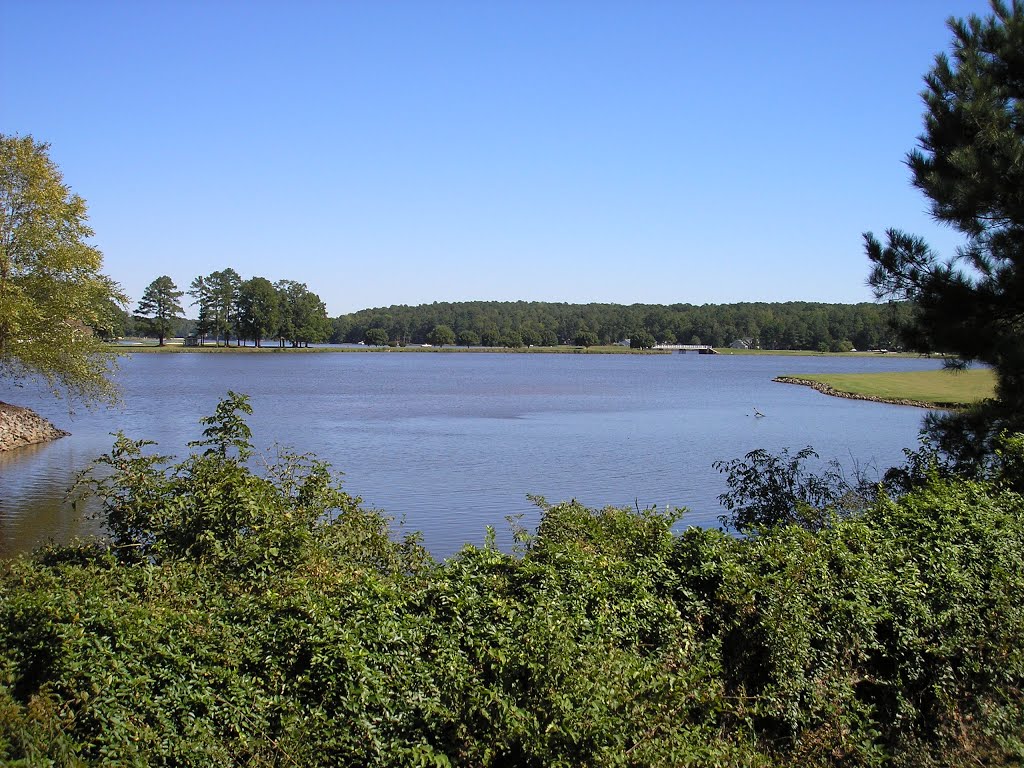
[
  {"x1": 135, "y1": 276, "x2": 184, "y2": 346},
  {"x1": 866, "y1": 0, "x2": 1024, "y2": 462}
]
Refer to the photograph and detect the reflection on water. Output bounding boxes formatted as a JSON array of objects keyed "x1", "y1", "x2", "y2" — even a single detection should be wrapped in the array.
[
  {"x1": 0, "y1": 441, "x2": 100, "y2": 554},
  {"x1": 0, "y1": 352, "x2": 941, "y2": 559}
]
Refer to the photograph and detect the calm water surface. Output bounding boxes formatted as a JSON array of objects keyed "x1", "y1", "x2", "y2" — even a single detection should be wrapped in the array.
[{"x1": 0, "y1": 352, "x2": 942, "y2": 559}]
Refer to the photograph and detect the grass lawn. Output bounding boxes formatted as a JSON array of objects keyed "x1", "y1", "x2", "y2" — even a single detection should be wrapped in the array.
[{"x1": 794, "y1": 368, "x2": 995, "y2": 406}]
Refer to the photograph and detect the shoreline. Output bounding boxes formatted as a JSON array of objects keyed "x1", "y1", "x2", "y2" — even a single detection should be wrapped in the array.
[
  {"x1": 111, "y1": 342, "x2": 931, "y2": 358},
  {"x1": 772, "y1": 375, "x2": 964, "y2": 409},
  {"x1": 110, "y1": 344, "x2": 670, "y2": 355}
]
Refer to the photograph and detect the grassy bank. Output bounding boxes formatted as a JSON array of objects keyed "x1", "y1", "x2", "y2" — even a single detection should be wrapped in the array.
[{"x1": 780, "y1": 368, "x2": 995, "y2": 407}]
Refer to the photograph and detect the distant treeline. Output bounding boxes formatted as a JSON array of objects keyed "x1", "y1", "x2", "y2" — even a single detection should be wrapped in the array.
[
  {"x1": 119, "y1": 293, "x2": 915, "y2": 352},
  {"x1": 331, "y1": 300, "x2": 915, "y2": 351}
]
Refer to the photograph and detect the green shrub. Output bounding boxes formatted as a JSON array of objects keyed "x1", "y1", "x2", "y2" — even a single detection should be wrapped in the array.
[{"x1": 1, "y1": 396, "x2": 1022, "y2": 766}]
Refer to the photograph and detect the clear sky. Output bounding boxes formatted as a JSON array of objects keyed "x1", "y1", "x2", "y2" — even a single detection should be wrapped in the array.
[{"x1": 2, "y1": 0, "x2": 997, "y2": 316}]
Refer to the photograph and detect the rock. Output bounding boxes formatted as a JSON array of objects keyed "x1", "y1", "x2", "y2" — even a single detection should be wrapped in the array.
[{"x1": 0, "y1": 401, "x2": 70, "y2": 452}]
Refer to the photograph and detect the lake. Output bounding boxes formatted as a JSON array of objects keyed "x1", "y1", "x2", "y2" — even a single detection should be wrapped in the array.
[{"x1": 0, "y1": 351, "x2": 942, "y2": 559}]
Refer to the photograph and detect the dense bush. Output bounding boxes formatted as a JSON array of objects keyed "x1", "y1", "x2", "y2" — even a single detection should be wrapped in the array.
[
  {"x1": 1, "y1": 398, "x2": 1022, "y2": 766},
  {"x1": 714, "y1": 446, "x2": 872, "y2": 532}
]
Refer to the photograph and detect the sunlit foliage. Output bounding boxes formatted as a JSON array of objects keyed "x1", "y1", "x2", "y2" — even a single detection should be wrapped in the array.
[
  {"x1": 0, "y1": 135, "x2": 125, "y2": 403},
  {"x1": 1, "y1": 396, "x2": 1021, "y2": 766}
]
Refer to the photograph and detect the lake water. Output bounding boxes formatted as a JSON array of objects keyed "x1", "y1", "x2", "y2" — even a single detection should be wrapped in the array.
[{"x1": 0, "y1": 352, "x2": 942, "y2": 559}]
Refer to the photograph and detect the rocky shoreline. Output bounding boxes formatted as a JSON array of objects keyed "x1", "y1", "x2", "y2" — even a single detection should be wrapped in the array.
[
  {"x1": 0, "y1": 402, "x2": 70, "y2": 452},
  {"x1": 772, "y1": 376, "x2": 962, "y2": 410}
]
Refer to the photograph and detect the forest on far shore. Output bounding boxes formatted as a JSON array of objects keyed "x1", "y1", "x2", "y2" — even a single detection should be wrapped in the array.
[
  {"x1": 120, "y1": 298, "x2": 916, "y2": 352},
  {"x1": 332, "y1": 300, "x2": 914, "y2": 351}
]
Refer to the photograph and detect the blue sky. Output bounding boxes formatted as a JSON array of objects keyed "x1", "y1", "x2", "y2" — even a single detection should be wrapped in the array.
[{"x1": 3, "y1": 1, "x2": 996, "y2": 316}]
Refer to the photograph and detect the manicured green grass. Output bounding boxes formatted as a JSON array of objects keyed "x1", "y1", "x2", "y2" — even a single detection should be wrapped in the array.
[{"x1": 796, "y1": 368, "x2": 995, "y2": 406}]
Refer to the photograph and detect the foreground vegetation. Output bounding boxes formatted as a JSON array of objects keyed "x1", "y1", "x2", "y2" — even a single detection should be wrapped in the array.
[
  {"x1": 786, "y1": 369, "x2": 996, "y2": 407},
  {"x1": 1, "y1": 395, "x2": 1021, "y2": 766}
]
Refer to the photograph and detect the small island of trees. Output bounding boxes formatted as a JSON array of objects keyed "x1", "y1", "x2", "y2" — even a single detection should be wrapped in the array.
[{"x1": 129, "y1": 271, "x2": 333, "y2": 348}]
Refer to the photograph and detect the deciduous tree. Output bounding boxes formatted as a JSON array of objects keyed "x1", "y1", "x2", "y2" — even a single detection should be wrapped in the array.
[
  {"x1": 480, "y1": 327, "x2": 501, "y2": 347},
  {"x1": 520, "y1": 327, "x2": 541, "y2": 347},
  {"x1": 276, "y1": 280, "x2": 330, "y2": 347},
  {"x1": 457, "y1": 329, "x2": 480, "y2": 346},
  {"x1": 237, "y1": 276, "x2": 280, "y2": 347},
  {"x1": 630, "y1": 330, "x2": 655, "y2": 350},
  {"x1": 500, "y1": 330, "x2": 524, "y2": 348},
  {"x1": 427, "y1": 324, "x2": 455, "y2": 346},
  {"x1": 0, "y1": 134, "x2": 125, "y2": 403},
  {"x1": 364, "y1": 327, "x2": 389, "y2": 346}
]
